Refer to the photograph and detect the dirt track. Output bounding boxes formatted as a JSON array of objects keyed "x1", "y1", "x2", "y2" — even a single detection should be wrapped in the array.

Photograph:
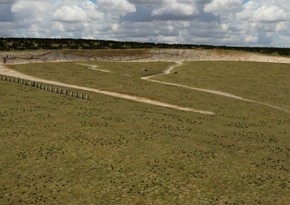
[
  {"x1": 142, "y1": 62, "x2": 290, "y2": 114},
  {"x1": 0, "y1": 63, "x2": 214, "y2": 115},
  {"x1": 1, "y1": 49, "x2": 290, "y2": 114}
]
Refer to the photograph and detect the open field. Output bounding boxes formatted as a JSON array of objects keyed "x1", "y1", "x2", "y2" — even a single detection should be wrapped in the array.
[
  {"x1": 153, "y1": 61, "x2": 290, "y2": 112},
  {"x1": 1, "y1": 56, "x2": 290, "y2": 204}
]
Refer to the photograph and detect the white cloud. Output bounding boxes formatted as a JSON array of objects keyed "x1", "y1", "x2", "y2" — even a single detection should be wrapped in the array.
[
  {"x1": 204, "y1": 0, "x2": 243, "y2": 12},
  {"x1": 129, "y1": 0, "x2": 170, "y2": 5},
  {"x1": 53, "y1": 6, "x2": 87, "y2": 22},
  {"x1": 238, "y1": 1, "x2": 288, "y2": 23},
  {"x1": 237, "y1": 1, "x2": 257, "y2": 20},
  {"x1": 152, "y1": 2, "x2": 198, "y2": 17},
  {"x1": 0, "y1": 0, "x2": 289, "y2": 47},
  {"x1": 253, "y1": 5, "x2": 287, "y2": 22},
  {"x1": 11, "y1": 0, "x2": 51, "y2": 20},
  {"x1": 98, "y1": 0, "x2": 136, "y2": 12}
]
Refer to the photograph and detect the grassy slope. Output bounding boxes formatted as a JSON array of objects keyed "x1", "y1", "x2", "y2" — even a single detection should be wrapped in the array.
[
  {"x1": 155, "y1": 61, "x2": 290, "y2": 110},
  {"x1": 10, "y1": 62, "x2": 278, "y2": 115},
  {"x1": 1, "y1": 62, "x2": 290, "y2": 204}
]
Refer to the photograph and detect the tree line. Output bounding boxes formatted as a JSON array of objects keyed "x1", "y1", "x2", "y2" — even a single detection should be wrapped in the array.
[{"x1": 0, "y1": 38, "x2": 289, "y2": 57}]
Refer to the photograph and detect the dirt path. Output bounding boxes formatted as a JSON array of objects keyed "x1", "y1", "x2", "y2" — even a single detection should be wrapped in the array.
[
  {"x1": 141, "y1": 61, "x2": 183, "y2": 80},
  {"x1": 78, "y1": 62, "x2": 289, "y2": 114},
  {"x1": 142, "y1": 62, "x2": 290, "y2": 114},
  {"x1": 1, "y1": 60, "x2": 289, "y2": 114},
  {"x1": 77, "y1": 63, "x2": 114, "y2": 73},
  {"x1": 0, "y1": 64, "x2": 214, "y2": 115}
]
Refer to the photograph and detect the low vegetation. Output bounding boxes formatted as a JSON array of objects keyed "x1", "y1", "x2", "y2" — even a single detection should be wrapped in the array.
[
  {"x1": 1, "y1": 38, "x2": 290, "y2": 56},
  {"x1": 155, "y1": 61, "x2": 290, "y2": 111},
  {"x1": 1, "y1": 61, "x2": 290, "y2": 204}
]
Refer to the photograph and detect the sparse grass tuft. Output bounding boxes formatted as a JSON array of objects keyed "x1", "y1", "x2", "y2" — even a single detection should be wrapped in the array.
[{"x1": 1, "y1": 61, "x2": 290, "y2": 204}]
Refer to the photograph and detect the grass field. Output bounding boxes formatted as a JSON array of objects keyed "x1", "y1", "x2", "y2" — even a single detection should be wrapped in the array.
[
  {"x1": 155, "y1": 61, "x2": 290, "y2": 110},
  {"x1": 1, "y1": 61, "x2": 290, "y2": 204}
]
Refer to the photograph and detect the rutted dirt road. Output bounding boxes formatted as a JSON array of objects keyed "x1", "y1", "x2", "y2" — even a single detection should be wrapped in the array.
[{"x1": 0, "y1": 63, "x2": 214, "y2": 115}]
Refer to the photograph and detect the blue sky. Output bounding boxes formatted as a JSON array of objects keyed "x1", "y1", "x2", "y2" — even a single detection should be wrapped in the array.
[{"x1": 0, "y1": 0, "x2": 289, "y2": 47}]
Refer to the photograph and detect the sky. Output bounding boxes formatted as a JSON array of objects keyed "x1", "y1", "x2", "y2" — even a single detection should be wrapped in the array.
[{"x1": 0, "y1": 0, "x2": 289, "y2": 47}]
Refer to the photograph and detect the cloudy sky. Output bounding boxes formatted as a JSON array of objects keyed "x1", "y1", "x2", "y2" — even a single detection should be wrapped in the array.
[{"x1": 0, "y1": 0, "x2": 289, "y2": 47}]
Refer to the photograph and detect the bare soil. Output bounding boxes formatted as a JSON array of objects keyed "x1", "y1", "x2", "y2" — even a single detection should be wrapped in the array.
[{"x1": 1, "y1": 49, "x2": 290, "y2": 64}]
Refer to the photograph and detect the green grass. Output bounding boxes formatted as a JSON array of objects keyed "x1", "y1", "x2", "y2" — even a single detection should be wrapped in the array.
[
  {"x1": 1, "y1": 61, "x2": 290, "y2": 204},
  {"x1": 155, "y1": 61, "x2": 290, "y2": 110},
  {"x1": 10, "y1": 61, "x2": 284, "y2": 115}
]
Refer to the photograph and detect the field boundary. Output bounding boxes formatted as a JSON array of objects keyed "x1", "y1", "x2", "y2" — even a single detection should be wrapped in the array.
[{"x1": 0, "y1": 74, "x2": 90, "y2": 100}]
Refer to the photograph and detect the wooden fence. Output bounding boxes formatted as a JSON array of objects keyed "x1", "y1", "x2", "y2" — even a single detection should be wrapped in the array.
[{"x1": 0, "y1": 75, "x2": 90, "y2": 100}]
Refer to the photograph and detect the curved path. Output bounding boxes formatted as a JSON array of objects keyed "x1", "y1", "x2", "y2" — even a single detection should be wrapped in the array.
[
  {"x1": 0, "y1": 64, "x2": 214, "y2": 115},
  {"x1": 142, "y1": 62, "x2": 290, "y2": 114}
]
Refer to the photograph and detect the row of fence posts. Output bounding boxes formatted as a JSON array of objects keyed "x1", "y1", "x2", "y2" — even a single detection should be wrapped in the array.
[{"x1": 0, "y1": 75, "x2": 90, "y2": 100}]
